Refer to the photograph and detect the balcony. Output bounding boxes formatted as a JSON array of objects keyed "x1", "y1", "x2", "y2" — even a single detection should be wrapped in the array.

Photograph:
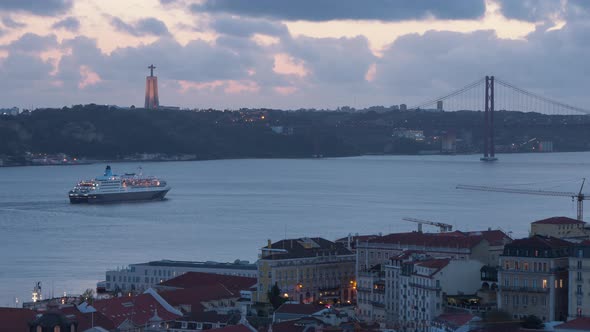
[{"x1": 500, "y1": 285, "x2": 549, "y2": 293}]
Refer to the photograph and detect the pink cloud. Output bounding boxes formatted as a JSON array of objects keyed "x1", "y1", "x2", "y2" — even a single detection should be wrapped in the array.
[
  {"x1": 273, "y1": 86, "x2": 297, "y2": 95},
  {"x1": 178, "y1": 79, "x2": 260, "y2": 94},
  {"x1": 273, "y1": 53, "x2": 308, "y2": 77},
  {"x1": 78, "y1": 65, "x2": 101, "y2": 89}
]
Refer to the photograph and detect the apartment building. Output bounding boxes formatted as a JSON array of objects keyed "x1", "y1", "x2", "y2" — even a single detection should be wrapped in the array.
[
  {"x1": 256, "y1": 237, "x2": 356, "y2": 304},
  {"x1": 498, "y1": 235, "x2": 573, "y2": 322}
]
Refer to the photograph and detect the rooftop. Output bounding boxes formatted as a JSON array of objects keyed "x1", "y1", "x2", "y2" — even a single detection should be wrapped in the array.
[
  {"x1": 366, "y1": 230, "x2": 508, "y2": 249},
  {"x1": 131, "y1": 259, "x2": 257, "y2": 270},
  {"x1": 157, "y1": 272, "x2": 256, "y2": 291},
  {"x1": 506, "y1": 235, "x2": 573, "y2": 250},
  {"x1": 0, "y1": 307, "x2": 37, "y2": 332},
  {"x1": 92, "y1": 291, "x2": 181, "y2": 327},
  {"x1": 275, "y1": 303, "x2": 326, "y2": 315},
  {"x1": 532, "y1": 216, "x2": 584, "y2": 225},
  {"x1": 261, "y1": 237, "x2": 353, "y2": 260},
  {"x1": 555, "y1": 317, "x2": 590, "y2": 330}
]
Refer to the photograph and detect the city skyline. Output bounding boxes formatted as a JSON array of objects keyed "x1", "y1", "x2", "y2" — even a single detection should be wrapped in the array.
[{"x1": 0, "y1": 0, "x2": 588, "y2": 110}]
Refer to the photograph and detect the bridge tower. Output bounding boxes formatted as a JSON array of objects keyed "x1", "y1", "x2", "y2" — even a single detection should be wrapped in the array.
[{"x1": 481, "y1": 76, "x2": 497, "y2": 161}]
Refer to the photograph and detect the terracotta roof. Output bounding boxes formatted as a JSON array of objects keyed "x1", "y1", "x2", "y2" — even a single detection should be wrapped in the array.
[
  {"x1": 210, "y1": 324, "x2": 253, "y2": 332},
  {"x1": 0, "y1": 307, "x2": 37, "y2": 332},
  {"x1": 369, "y1": 231, "x2": 486, "y2": 249},
  {"x1": 158, "y1": 272, "x2": 255, "y2": 292},
  {"x1": 92, "y1": 292, "x2": 180, "y2": 328},
  {"x1": 505, "y1": 235, "x2": 573, "y2": 250},
  {"x1": 275, "y1": 303, "x2": 326, "y2": 315},
  {"x1": 415, "y1": 258, "x2": 451, "y2": 276},
  {"x1": 555, "y1": 317, "x2": 590, "y2": 330},
  {"x1": 59, "y1": 306, "x2": 115, "y2": 331},
  {"x1": 159, "y1": 284, "x2": 241, "y2": 313},
  {"x1": 434, "y1": 312, "x2": 476, "y2": 328},
  {"x1": 532, "y1": 216, "x2": 584, "y2": 225}
]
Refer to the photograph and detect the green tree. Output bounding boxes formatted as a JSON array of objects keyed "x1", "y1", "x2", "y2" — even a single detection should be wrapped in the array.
[
  {"x1": 80, "y1": 288, "x2": 94, "y2": 304},
  {"x1": 267, "y1": 283, "x2": 287, "y2": 310}
]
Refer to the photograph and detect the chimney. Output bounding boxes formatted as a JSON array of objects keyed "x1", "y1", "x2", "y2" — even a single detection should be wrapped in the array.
[{"x1": 267, "y1": 239, "x2": 272, "y2": 249}]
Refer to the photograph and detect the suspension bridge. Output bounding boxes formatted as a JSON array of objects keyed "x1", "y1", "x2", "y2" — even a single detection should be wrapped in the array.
[{"x1": 408, "y1": 76, "x2": 590, "y2": 161}]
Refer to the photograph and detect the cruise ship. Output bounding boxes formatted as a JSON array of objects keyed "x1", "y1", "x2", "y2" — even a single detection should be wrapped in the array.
[{"x1": 68, "y1": 165, "x2": 170, "y2": 203}]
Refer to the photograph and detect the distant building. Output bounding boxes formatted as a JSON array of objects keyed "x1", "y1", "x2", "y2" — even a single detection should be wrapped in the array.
[
  {"x1": 0, "y1": 107, "x2": 19, "y2": 116},
  {"x1": 498, "y1": 235, "x2": 573, "y2": 322},
  {"x1": 392, "y1": 128, "x2": 425, "y2": 141},
  {"x1": 357, "y1": 263, "x2": 385, "y2": 323},
  {"x1": 256, "y1": 237, "x2": 356, "y2": 304},
  {"x1": 437, "y1": 100, "x2": 444, "y2": 111},
  {"x1": 145, "y1": 64, "x2": 159, "y2": 109},
  {"x1": 400, "y1": 104, "x2": 407, "y2": 111},
  {"x1": 531, "y1": 216, "x2": 589, "y2": 239},
  {"x1": 104, "y1": 259, "x2": 257, "y2": 293}
]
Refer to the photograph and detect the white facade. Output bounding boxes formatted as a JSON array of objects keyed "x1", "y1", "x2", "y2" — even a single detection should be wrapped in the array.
[
  {"x1": 387, "y1": 258, "x2": 483, "y2": 331},
  {"x1": 104, "y1": 260, "x2": 257, "y2": 292}
]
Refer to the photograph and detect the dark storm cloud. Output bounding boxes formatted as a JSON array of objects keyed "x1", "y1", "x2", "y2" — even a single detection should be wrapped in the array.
[
  {"x1": 110, "y1": 17, "x2": 170, "y2": 37},
  {"x1": 211, "y1": 16, "x2": 288, "y2": 37},
  {"x1": 0, "y1": 0, "x2": 72, "y2": 16},
  {"x1": 1, "y1": 16, "x2": 25, "y2": 29},
  {"x1": 52, "y1": 17, "x2": 80, "y2": 32},
  {"x1": 192, "y1": 0, "x2": 486, "y2": 21}
]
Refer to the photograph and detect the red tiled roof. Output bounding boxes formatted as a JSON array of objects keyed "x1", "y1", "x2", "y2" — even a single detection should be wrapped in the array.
[
  {"x1": 369, "y1": 231, "x2": 485, "y2": 249},
  {"x1": 274, "y1": 303, "x2": 326, "y2": 315},
  {"x1": 59, "y1": 306, "x2": 115, "y2": 331},
  {"x1": 416, "y1": 258, "x2": 451, "y2": 270},
  {"x1": 466, "y1": 230, "x2": 512, "y2": 246},
  {"x1": 210, "y1": 324, "x2": 253, "y2": 332},
  {"x1": 506, "y1": 235, "x2": 573, "y2": 250},
  {"x1": 159, "y1": 284, "x2": 240, "y2": 313},
  {"x1": 532, "y1": 216, "x2": 584, "y2": 225},
  {"x1": 434, "y1": 312, "x2": 475, "y2": 328},
  {"x1": 158, "y1": 272, "x2": 256, "y2": 292},
  {"x1": 555, "y1": 317, "x2": 590, "y2": 330},
  {"x1": 92, "y1": 293, "x2": 180, "y2": 328},
  {"x1": 0, "y1": 307, "x2": 37, "y2": 332}
]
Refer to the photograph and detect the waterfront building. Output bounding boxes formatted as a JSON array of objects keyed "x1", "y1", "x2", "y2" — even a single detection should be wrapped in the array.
[
  {"x1": 256, "y1": 237, "x2": 356, "y2": 304},
  {"x1": 104, "y1": 259, "x2": 257, "y2": 293},
  {"x1": 531, "y1": 216, "x2": 589, "y2": 239},
  {"x1": 498, "y1": 235, "x2": 573, "y2": 322},
  {"x1": 568, "y1": 242, "x2": 590, "y2": 319},
  {"x1": 145, "y1": 64, "x2": 159, "y2": 109}
]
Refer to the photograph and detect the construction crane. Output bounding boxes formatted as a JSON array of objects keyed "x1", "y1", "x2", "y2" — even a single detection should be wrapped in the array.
[
  {"x1": 403, "y1": 217, "x2": 453, "y2": 233},
  {"x1": 456, "y1": 178, "x2": 587, "y2": 221}
]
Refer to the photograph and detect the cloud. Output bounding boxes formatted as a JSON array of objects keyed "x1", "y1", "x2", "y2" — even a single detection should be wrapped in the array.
[
  {"x1": 52, "y1": 17, "x2": 80, "y2": 32},
  {"x1": 5, "y1": 33, "x2": 59, "y2": 53},
  {"x1": 210, "y1": 15, "x2": 288, "y2": 37},
  {"x1": 110, "y1": 17, "x2": 170, "y2": 37},
  {"x1": 192, "y1": 0, "x2": 486, "y2": 22},
  {"x1": 1, "y1": 16, "x2": 25, "y2": 29},
  {"x1": 0, "y1": 0, "x2": 72, "y2": 16}
]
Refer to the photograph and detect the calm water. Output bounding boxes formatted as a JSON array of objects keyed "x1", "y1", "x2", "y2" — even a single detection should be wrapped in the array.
[{"x1": 1, "y1": 153, "x2": 589, "y2": 306}]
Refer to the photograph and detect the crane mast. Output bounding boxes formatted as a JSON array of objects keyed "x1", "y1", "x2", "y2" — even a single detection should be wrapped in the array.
[{"x1": 457, "y1": 178, "x2": 587, "y2": 221}]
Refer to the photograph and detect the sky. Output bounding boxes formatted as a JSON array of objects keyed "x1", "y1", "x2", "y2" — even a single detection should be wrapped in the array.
[{"x1": 0, "y1": 0, "x2": 589, "y2": 110}]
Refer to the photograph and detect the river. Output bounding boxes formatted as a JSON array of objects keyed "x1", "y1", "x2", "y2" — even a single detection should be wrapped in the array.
[{"x1": 0, "y1": 153, "x2": 588, "y2": 306}]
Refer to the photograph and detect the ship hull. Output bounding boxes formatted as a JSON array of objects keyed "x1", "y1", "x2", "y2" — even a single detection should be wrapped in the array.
[{"x1": 69, "y1": 188, "x2": 169, "y2": 204}]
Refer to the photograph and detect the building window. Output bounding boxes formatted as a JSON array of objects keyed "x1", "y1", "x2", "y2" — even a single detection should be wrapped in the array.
[
  {"x1": 515, "y1": 261, "x2": 519, "y2": 270},
  {"x1": 523, "y1": 279, "x2": 528, "y2": 288},
  {"x1": 513, "y1": 295, "x2": 519, "y2": 306},
  {"x1": 523, "y1": 295, "x2": 528, "y2": 305},
  {"x1": 513, "y1": 277, "x2": 518, "y2": 287},
  {"x1": 532, "y1": 279, "x2": 537, "y2": 289},
  {"x1": 532, "y1": 296, "x2": 537, "y2": 305},
  {"x1": 579, "y1": 249, "x2": 584, "y2": 258},
  {"x1": 560, "y1": 279, "x2": 564, "y2": 288},
  {"x1": 504, "y1": 278, "x2": 510, "y2": 288},
  {"x1": 504, "y1": 260, "x2": 510, "y2": 270},
  {"x1": 578, "y1": 272, "x2": 583, "y2": 281},
  {"x1": 577, "y1": 285, "x2": 583, "y2": 295},
  {"x1": 578, "y1": 260, "x2": 583, "y2": 269},
  {"x1": 523, "y1": 262, "x2": 529, "y2": 271},
  {"x1": 542, "y1": 280, "x2": 547, "y2": 289}
]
